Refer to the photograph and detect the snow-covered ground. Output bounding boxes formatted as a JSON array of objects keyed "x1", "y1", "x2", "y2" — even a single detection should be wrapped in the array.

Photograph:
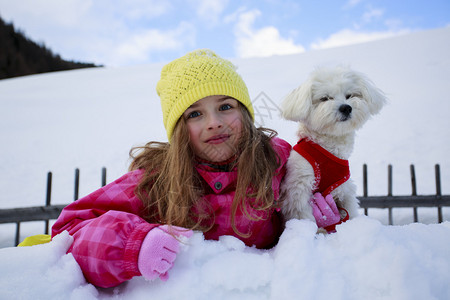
[
  {"x1": 2, "y1": 219, "x2": 450, "y2": 300},
  {"x1": 0, "y1": 27, "x2": 449, "y2": 299}
]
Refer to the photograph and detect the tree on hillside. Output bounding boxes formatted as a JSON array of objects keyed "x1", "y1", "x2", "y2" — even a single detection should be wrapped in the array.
[{"x1": 0, "y1": 16, "x2": 100, "y2": 79}]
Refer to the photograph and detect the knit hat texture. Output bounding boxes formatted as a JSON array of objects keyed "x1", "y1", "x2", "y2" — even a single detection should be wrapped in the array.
[{"x1": 156, "y1": 49, "x2": 254, "y2": 140}]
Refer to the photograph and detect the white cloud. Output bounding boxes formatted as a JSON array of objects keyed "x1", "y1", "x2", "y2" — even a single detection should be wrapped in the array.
[
  {"x1": 362, "y1": 7, "x2": 384, "y2": 23},
  {"x1": 233, "y1": 9, "x2": 305, "y2": 58},
  {"x1": 116, "y1": 0, "x2": 172, "y2": 20},
  {"x1": 194, "y1": 0, "x2": 229, "y2": 25},
  {"x1": 0, "y1": 0, "x2": 193, "y2": 65},
  {"x1": 344, "y1": 0, "x2": 362, "y2": 9},
  {"x1": 111, "y1": 22, "x2": 196, "y2": 65},
  {"x1": 0, "y1": 0, "x2": 93, "y2": 29},
  {"x1": 326, "y1": 4, "x2": 408, "y2": 50},
  {"x1": 351, "y1": 6, "x2": 385, "y2": 30},
  {"x1": 310, "y1": 28, "x2": 410, "y2": 50},
  {"x1": 384, "y1": 18, "x2": 404, "y2": 29},
  {"x1": 0, "y1": 0, "x2": 427, "y2": 66}
]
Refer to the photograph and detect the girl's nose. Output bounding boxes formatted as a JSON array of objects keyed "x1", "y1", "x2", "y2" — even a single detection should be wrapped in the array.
[{"x1": 207, "y1": 113, "x2": 223, "y2": 130}]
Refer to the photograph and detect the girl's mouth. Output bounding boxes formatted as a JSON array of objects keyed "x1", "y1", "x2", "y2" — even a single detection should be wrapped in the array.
[{"x1": 205, "y1": 134, "x2": 230, "y2": 144}]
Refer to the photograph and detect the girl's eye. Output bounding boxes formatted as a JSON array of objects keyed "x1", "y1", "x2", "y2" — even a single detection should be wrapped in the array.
[
  {"x1": 187, "y1": 111, "x2": 201, "y2": 118},
  {"x1": 219, "y1": 104, "x2": 232, "y2": 111}
]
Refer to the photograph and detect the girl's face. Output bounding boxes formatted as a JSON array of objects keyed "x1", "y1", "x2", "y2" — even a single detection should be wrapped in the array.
[{"x1": 183, "y1": 95, "x2": 243, "y2": 162}]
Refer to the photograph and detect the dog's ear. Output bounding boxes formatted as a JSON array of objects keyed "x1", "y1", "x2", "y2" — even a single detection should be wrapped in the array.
[
  {"x1": 281, "y1": 82, "x2": 312, "y2": 122},
  {"x1": 359, "y1": 74, "x2": 387, "y2": 115}
]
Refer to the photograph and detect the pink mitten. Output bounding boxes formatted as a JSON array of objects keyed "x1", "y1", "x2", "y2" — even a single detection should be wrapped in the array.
[
  {"x1": 310, "y1": 192, "x2": 341, "y2": 229},
  {"x1": 138, "y1": 225, "x2": 193, "y2": 281}
]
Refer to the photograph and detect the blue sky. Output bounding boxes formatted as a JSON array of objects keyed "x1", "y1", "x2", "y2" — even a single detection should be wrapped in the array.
[{"x1": 1, "y1": 0, "x2": 449, "y2": 66}]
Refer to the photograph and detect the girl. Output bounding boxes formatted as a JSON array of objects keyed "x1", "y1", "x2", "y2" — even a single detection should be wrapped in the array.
[{"x1": 51, "y1": 49, "x2": 292, "y2": 288}]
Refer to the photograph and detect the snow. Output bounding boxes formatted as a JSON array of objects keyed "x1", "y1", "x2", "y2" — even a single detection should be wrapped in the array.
[
  {"x1": 0, "y1": 27, "x2": 450, "y2": 299},
  {"x1": 1, "y1": 219, "x2": 450, "y2": 299}
]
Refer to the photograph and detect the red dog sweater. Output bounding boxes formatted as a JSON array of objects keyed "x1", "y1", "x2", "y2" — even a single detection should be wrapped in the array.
[
  {"x1": 292, "y1": 138, "x2": 350, "y2": 196},
  {"x1": 293, "y1": 138, "x2": 351, "y2": 231}
]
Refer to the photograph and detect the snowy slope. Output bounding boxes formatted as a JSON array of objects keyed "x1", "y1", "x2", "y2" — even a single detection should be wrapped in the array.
[
  {"x1": 0, "y1": 27, "x2": 450, "y2": 299},
  {"x1": 1, "y1": 27, "x2": 449, "y2": 209}
]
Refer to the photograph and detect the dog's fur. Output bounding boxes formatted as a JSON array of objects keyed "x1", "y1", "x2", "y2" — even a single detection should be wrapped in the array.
[{"x1": 280, "y1": 66, "x2": 386, "y2": 224}]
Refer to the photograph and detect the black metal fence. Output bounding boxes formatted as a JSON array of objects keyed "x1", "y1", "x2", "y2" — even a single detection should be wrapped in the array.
[
  {"x1": 358, "y1": 164, "x2": 449, "y2": 224},
  {"x1": 0, "y1": 167, "x2": 107, "y2": 246},
  {"x1": 1, "y1": 164, "x2": 449, "y2": 246}
]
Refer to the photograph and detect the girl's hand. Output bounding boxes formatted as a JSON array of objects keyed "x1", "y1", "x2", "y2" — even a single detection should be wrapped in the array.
[
  {"x1": 310, "y1": 192, "x2": 341, "y2": 229},
  {"x1": 138, "y1": 225, "x2": 193, "y2": 281}
]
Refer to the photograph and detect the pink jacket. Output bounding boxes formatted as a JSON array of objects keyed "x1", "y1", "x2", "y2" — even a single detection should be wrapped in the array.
[{"x1": 52, "y1": 137, "x2": 291, "y2": 288}]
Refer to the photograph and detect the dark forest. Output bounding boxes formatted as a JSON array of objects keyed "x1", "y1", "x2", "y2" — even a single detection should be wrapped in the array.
[{"x1": 0, "y1": 16, "x2": 100, "y2": 80}]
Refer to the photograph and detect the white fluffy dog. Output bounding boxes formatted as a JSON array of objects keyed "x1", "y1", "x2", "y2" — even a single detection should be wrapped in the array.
[{"x1": 280, "y1": 66, "x2": 386, "y2": 226}]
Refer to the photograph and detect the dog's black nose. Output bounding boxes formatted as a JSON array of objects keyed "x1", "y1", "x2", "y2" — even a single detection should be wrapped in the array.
[{"x1": 339, "y1": 104, "x2": 352, "y2": 117}]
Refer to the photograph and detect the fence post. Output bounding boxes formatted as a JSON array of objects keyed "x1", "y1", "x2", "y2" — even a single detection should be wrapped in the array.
[
  {"x1": 363, "y1": 164, "x2": 368, "y2": 216},
  {"x1": 388, "y1": 165, "x2": 393, "y2": 225},
  {"x1": 101, "y1": 167, "x2": 107, "y2": 187},
  {"x1": 74, "y1": 168, "x2": 80, "y2": 201},
  {"x1": 435, "y1": 164, "x2": 442, "y2": 223},
  {"x1": 410, "y1": 165, "x2": 418, "y2": 222},
  {"x1": 44, "y1": 172, "x2": 52, "y2": 235},
  {"x1": 15, "y1": 222, "x2": 20, "y2": 247}
]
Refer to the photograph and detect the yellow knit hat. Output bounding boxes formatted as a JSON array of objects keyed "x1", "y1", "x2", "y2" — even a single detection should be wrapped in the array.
[{"x1": 156, "y1": 49, "x2": 254, "y2": 140}]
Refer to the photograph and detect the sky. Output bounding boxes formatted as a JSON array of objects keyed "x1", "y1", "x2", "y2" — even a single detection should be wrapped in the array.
[{"x1": 1, "y1": 0, "x2": 449, "y2": 66}]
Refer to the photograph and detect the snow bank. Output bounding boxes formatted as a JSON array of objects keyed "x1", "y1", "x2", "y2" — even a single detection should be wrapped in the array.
[
  {"x1": 1, "y1": 217, "x2": 449, "y2": 299},
  {"x1": 0, "y1": 231, "x2": 98, "y2": 299}
]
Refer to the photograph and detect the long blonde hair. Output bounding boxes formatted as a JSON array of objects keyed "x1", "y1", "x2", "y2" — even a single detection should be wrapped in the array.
[{"x1": 129, "y1": 104, "x2": 280, "y2": 236}]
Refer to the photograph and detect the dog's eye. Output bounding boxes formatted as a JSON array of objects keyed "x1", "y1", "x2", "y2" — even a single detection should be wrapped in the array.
[
  {"x1": 346, "y1": 93, "x2": 362, "y2": 99},
  {"x1": 320, "y1": 96, "x2": 333, "y2": 102}
]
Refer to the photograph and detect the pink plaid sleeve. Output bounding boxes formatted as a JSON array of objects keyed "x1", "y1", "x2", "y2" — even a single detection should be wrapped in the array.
[{"x1": 52, "y1": 169, "x2": 159, "y2": 288}]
